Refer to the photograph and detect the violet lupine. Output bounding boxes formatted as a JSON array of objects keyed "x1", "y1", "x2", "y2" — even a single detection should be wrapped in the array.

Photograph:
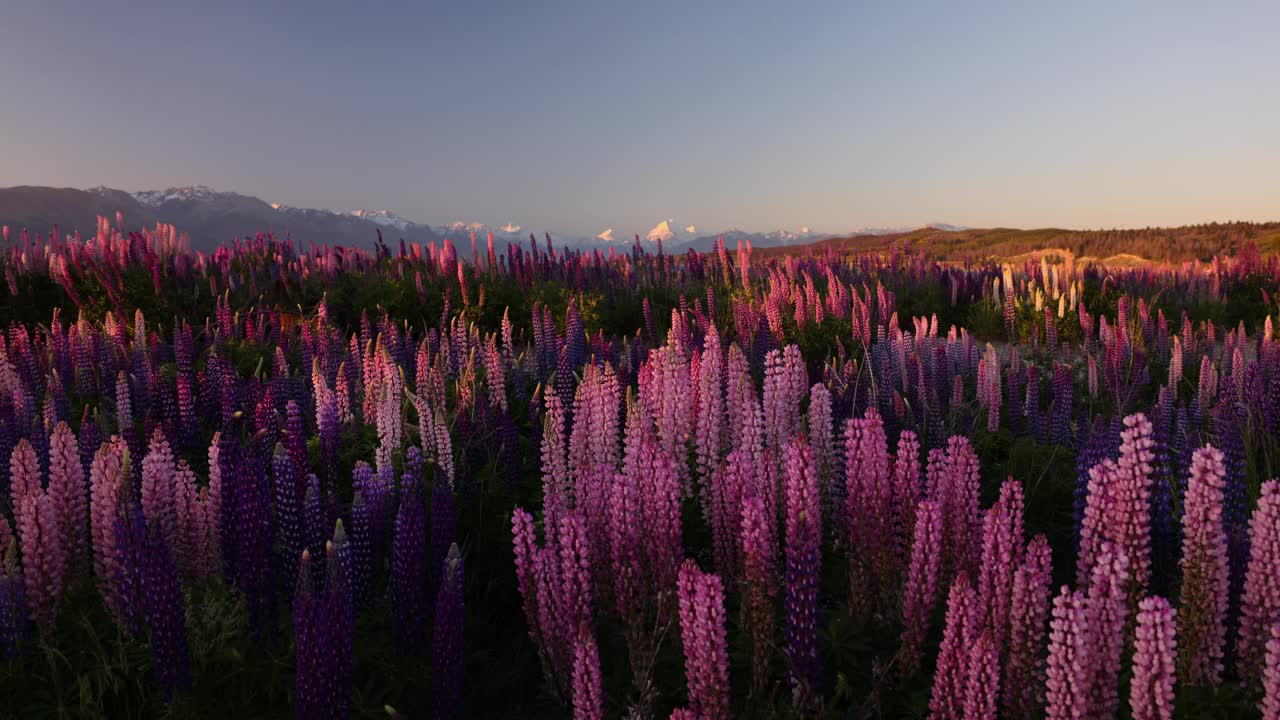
[
  {"x1": 111, "y1": 499, "x2": 148, "y2": 638},
  {"x1": 1238, "y1": 480, "x2": 1280, "y2": 686},
  {"x1": 141, "y1": 522, "x2": 191, "y2": 699},
  {"x1": 171, "y1": 460, "x2": 200, "y2": 577},
  {"x1": 1177, "y1": 445, "x2": 1230, "y2": 686},
  {"x1": 429, "y1": 466, "x2": 457, "y2": 602},
  {"x1": 929, "y1": 575, "x2": 979, "y2": 720},
  {"x1": 9, "y1": 438, "x2": 39, "y2": 532},
  {"x1": 433, "y1": 543, "x2": 464, "y2": 720},
  {"x1": 390, "y1": 475, "x2": 427, "y2": 655},
  {"x1": 740, "y1": 493, "x2": 777, "y2": 698},
  {"x1": 900, "y1": 500, "x2": 942, "y2": 676},
  {"x1": 273, "y1": 443, "x2": 303, "y2": 594},
  {"x1": 783, "y1": 438, "x2": 821, "y2": 713},
  {"x1": 46, "y1": 421, "x2": 87, "y2": 579},
  {"x1": 1003, "y1": 534, "x2": 1053, "y2": 719},
  {"x1": 677, "y1": 559, "x2": 730, "y2": 720},
  {"x1": 1263, "y1": 622, "x2": 1280, "y2": 720},
  {"x1": 571, "y1": 621, "x2": 604, "y2": 720},
  {"x1": 1044, "y1": 586, "x2": 1092, "y2": 720},
  {"x1": 294, "y1": 548, "x2": 350, "y2": 720},
  {"x1": 1130, "y1": 595, "x2": 1177, "y2": 720}
]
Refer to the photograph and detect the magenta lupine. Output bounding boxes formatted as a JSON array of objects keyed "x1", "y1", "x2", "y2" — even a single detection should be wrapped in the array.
[
  {"x1": 1130, "y1": 596, "x2": 1177, "y2": 720},
  {"x1": 929, "y1": 575, "x2": 979, "y2": 720},
  {"x1": 1078, "y1": 413, "x2": 1153, "y2": 607},
  {"x1": 172, "y1": 460, "x2": 199, "y2": 577},
  {"x1": 1003, "y1": 534, "x2": 1053, "y2": 719},
  {"x1": 18, "y1": 492, "x2": 64, "y2": 630},
  {"x1": 891, "y1": 430, "x2": 923, "y2": 561},
  {"x1": 141, "y1": 428, "x2": 177, "y2": 549},
  {"x1": 1177, "y1": 445, "x2": 1229, "y2": 685},
  {"x1": 694, "y1": 326, "x2": 725, "y2": 483},
  {"x1": 46, "y1": 422, "x2": 87, "y2": 578},
  {"x1": 1044, "y1": 586, "x2": 1092, "y2": 720},
  {"x1": 900, "y1": 500, "x2": 942, "y2": 676},
  {"x1": 740, "y1": 493, "x2": 777, "y2": 697},
  {"x1": 976, "y1": 496, "x2": 1018, "y2": 660},
  {"x1": 512, "y1": 508, "x2": 555, "y2": 675},
  {"x1": 962, "y1": 630, "x2": 1000, "y2": 720},
  {"x1": 807, "y1": 382, "x2": 833, "y2": 494},
  {"x1": 925, "y1": 435, "x2": 982, "y2": 583},
  {"x1": 1239, "y1": 480, "x2": 1280, "y2": 686},
  {"x1": 572, "y1": 621, "x2": 603, "y2": 720},
  {"x1": 784, "y1": 438, "x2": 822, "y2": 712},
  {"x1": 557, "y1": 513, "x2": 595, "y2": 671},
  {"x1": 1263, "y1": 622, "x2": 1280, "y2": 720},
  {"x1": 1086, "y1": 543, "x2": 1131, "y2": 719},
  {"x1": 677, "y1": 559, "x2": 730, "y2": 720},
  {"x1": 89, "y1": 439, "x2": 125, "y2": 588},
  {"x1": 541, "y1": 392, "x2": 570, "y2": 531}
]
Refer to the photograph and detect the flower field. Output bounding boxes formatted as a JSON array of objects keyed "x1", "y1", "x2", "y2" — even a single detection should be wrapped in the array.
[{"x1": 2, "y1": 220, "x2": 1280, "y2": 718}]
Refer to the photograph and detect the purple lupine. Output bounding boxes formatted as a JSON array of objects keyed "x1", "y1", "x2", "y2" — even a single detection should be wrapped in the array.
[
  {"x1": 1130, "y1": 596, "x2": 1177, "y2": 720},
  {"x1": 349, "y1": 491, "x2": 371, "y2": 610},
  {"x1": 1003, "y1": 534, "x2": 1053, "y2": 718},
  {"x1": 111, "y1": 498, "x2": 147, "y2": 638},
  {"x1": 1177, "y1": 445, "x2": 1229, "y2": 685},
  {"x1": 900, "y1": 500, "x2": 942, "y2": 676},
  {"x1": 429, "y1": 465, "x2": 456, "y2": 603},
  {"x1": 432, "y1": 543, "x2": 464, "y2": 720},
  {"x1": 1078, "y1": 413, "x2": 1153, "y2": 609},
  {"x1": 9, "y1": 438, "x2": 40, "y2": 532},
  {"x1": 293, "y1": 549, "x2": 328, "y2": 720},
  {"x1": 976, "y1": 494, "x2": 1019, "y2": 659},
  {"x1": 1086, "y1": 543, "x2": 1130, "y2": 718},
  {"x1": 141, "y1": 522, "x2": 191, "y2": 698},
  {"x1": 929, "y1": 575, "x2": 979, "y2": 720},
  {"x1": 1044, "y1": 586, "x2": 1091, "y2": 720},
  {"x1": 17, "y1": 491, "x2": 64, "y2": 631},
  {"x1": 676, "y1": 559, "x2": 730, "y2": 720},
  {"x1": 303, "y1": 474, "x2": 325, "y2": 572},
  {"x1": 843, "y1": 409, "x2": 893, "y2": 614},
  {"x1": 390, "y1": 475, "x2": 427, "y2": 655},
  {"x1": 571, "y1": 621, "x2": 603, "y2": 720},
  {"x1": 273, "y1": 443, "x2": 303, "y2": 595},
  {"x1": 740, "y1": 493, "x2": 777, "y2": 697},
  {"x1": 1239, "y1": 480, "x2": 1280, "y2": 686},
  {"x1": 0, "y1": 542, "x2": 29, "y2": 657},
  {"x1": 783, "y1": 438, "x2": 821, "y2": 712}
]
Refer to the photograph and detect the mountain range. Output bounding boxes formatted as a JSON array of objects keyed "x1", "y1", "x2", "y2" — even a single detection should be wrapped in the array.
[{"x1": 0, "y1": 184, "x2": 964, "y2": 253}]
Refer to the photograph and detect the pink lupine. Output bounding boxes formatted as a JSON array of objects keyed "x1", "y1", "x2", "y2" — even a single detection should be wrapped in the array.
[
  {"x1": 172, "y1": 460, "x2": 199, "y2": 577},
  {"x1": 1044, "y1": 586, "x2": 1091, "y2": 720},
  {"x1": 557, "y1": 513, "x2": 595, "y2": 669},
  {"x1": 1177, "y1": 445, "x2": 1229, "y2": 685},
  {"x1": 640, "y1": 344, "x2": 692, "y2": 493},
  {"x1": 141, "y1": 428, "x2": 177, "y2": 547},
  {"x1": 572, "y1": 622, "x2": 603, "y2": 720},
  {"x1": 541, "y1": 393, "x2": 570, "y2": 531},
  {"x1": 891, "y1": 430, "x2": 923, "y2": 559},
  {"x1": 18, "y1": 492, "x2": 64, "y2": 630},
  {"x1": 925, "y1": 435, "x2": 982, "y2": 583},
  {"x1": 807, "y1": 381, "x2": 833, "y2": 496},
  {"x1": 783, "y1": 438, "x2": 821, "y2": 712},
  {"x1": 1239, "y1": 480, "x2": 1280, "y2": 686},
  {"x1": 1262, "y1": 622, "x2": 1280, "y2": 720},
  {"x1": 1086, "y1": 543, "x2": 1130, "y2": 718},
  {"x1": 844, "y1": 409, "x2": 893, "y2": 612},
  {"x1": 694, "y1": 326, "x2": 725, "y2": 483},
  {"x1": 900, "y1": 500, "x2": 942, "y2": 676},
  {"x1": 0, "y1": 515, "x2": 10, "y2": 559},
  {"x1": 1078, "y1": 413, "x2": 1154, "y2": 609},
  {"x1": 205, "y1": 432, "x2": 222, "y2": 568},
  {"x1": 676, "y1": 559, "x2": 730, "y2": 720},
  {"x1": 511, "y1": 508, "x2": 550, "y2": 664},
  {"x1": 961, "y1": 629, "x2": 1000, "y2": 720},
  {"x1": 1130, "y1": 596, "x2": 1177, "y2": 720},
  {"x1": 1003, "y1": 534, "x2": 1053, "y2": 718},
  {"x1": 89, "y1": 438, "x2": 126, "y2": 587},
  {"x1": 976, "y1": 497, "x2": 1018, "y2": 659},
  {"x1": 929, "y1": 575, "x2": 979, "y2": 720},
  {"x1": 9, "y1": 439, "x2": 40, "y2": 531},
  {"x1": 705, "y1": 450, "x2": 746, "y2": 583},
  {"x1": 46, "y1": 422, "x2": 87, "y2": 578}
]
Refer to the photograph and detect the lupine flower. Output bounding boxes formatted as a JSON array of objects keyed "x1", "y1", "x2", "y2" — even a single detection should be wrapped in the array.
[
  {"x1": 1045, "y1": 586, "x2": 1091, "y2": 720},
  {"x1": 111, "y1": 498, "x2": 147, "y2": 638},
  {"x1": 429, "y1": 465, "x2": 457, "y2": 603},
  {"x1": 0, "y1": 542, "x2": 29, "y2": 657},
  {"x1": 141, "y1": 428, "x2": 177, "y2": 550},
  {"x1": 900, "y1": 500, "x2": 942, "y2": 676},
  {"x1": 18, "y1": 491, "x2": 64, "y2": 631},
  {"x1": 1263, "y1": 622, "x2": 1280, "y2": 720},
  {"x1": 141, "y1": 522, "x2": 191, "y2": 698},
  {"x1": 1239, "y1": 480, "x2": 1280, "y2": 686},
  {"x1": 1086, "y1": 543, "x2": 1130, "y2": 718},
  {"x1": 571, "y1": 621, "x2": 603, "y2": 720},
  {"x1": 1177, "y1": 445, "x2": 1229, "y2": 685},
  {"x1": 976, "y1": 495, "x2": 1018, "y2": 658},
  {"x1": 433, "y1": 543, "x2": 464, "y2": 720},
  {"x1": 1078, "y1": 413, "x2": 1153, "y2": 608},
  {"x1": 740, "y1": 493, "x2": 777, "y2": 697},
  {"x1": 930, "y1": 575, "x2": 978, "y2": 720},
  {"x1": 9, "y1": 439, "x2": 39, "y2": 531},
  {"x1": 1130, "y1": 595, "x2": 1177, "y2": 720},
  {"x1": 46, "y1": 422, "x2": 87, "y2": 579},
  {"x1": 390, "y1": 476, "x2": 427, "y2": 655},
  {"x1": 273, "y1": 443, "x2": 303, "y2": 594},
  {"x1": 677, "y1": 559, "x2": 730, "y2": 720},
  {"x1": 1003, "y1": 534, "x2": 1053, "y2": 718},
  {"x1": 783, "y1": 438, "x2": 821, "y2": 712},
  {"x1": 962, "y1": 629, "x2": 1000, "y2": 720},
  {"x1": 843, "y1": 409, "x2": 893, "y2": 613}
]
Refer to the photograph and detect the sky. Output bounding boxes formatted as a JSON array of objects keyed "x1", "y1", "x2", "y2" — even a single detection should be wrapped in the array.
[{"x1": 1, "y1": 0, "x2": 1277, "y2": 236}]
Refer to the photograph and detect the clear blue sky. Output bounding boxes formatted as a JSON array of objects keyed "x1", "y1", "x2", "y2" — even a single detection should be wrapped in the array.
[{"x1": 2, "y1": 0, "x2": 1277, "y2": 236}]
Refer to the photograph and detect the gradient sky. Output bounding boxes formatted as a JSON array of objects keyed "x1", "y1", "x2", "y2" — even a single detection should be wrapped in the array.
[{"x1": 2, "y1": 0, "x2": 1277, "y2": 236}]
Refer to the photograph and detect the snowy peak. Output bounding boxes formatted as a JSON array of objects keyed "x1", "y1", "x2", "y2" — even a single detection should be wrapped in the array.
[
  {"x1": 596, "y1": 228, "x2": 615, "y2": 243},
  {"x1": 132, "y1": 185, "x2": 226, "y2": 207},
  {"x1": 347, "y1": 209, "x2": 413, "y2": 231},
  {"x1": 645, "y1": 220, "x2": 675, "y2": 243}
]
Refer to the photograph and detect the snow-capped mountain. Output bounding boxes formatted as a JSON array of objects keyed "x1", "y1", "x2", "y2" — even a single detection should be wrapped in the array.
[
  {"x1": 347, "y1": 209, "x2": 414, "y2": 231},
  {"x1": 435, "y1": 221, "x2": 527, "y2": 240},
  {"x1": 132, "y1": 185, "x2": 227, "y2": 207},
  {"x1": 596, "y1": 228, "x2": 615, "y2": 243}
]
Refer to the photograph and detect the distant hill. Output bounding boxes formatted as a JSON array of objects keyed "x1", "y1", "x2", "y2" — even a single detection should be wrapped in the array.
[
  {"x1": 0, "y1": 185, "x2": 441, "y2": 252},
  {"x1": 758, "y1": 223, "x2": 1280, "y2": 264}
]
